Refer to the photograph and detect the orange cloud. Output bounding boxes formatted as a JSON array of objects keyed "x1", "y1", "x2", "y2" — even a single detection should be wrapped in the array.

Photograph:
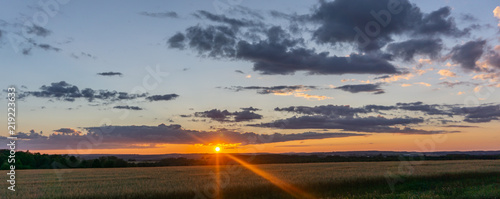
[
  {"x1": 418, "y1": 58, "x2": 432, "y2": 64},
  {"x1": 494, "y1": 6, "x2": 500, "y2": 26},
  {"x1": 379, "y1": 73, "x2": 415, "y2": 83},
  {"x1": 474, "y1": 86, "x2": 482, "y2": 93},
  {"x1": 438, "y1": 69, "x2": 456, "y2": 79},
  {"x1": 271, "y1": 88, "x2": 332, "y2": 101},
  {"x1": 401, "y1": 84, "x2": 412, "y2": 87},
  {"x1": 293, "y1": 93, "x2": 332, "y2": 100},
  {"x1": 415, "y1": 82, "x2": 431, "y2": 87},
  {"x1": 341, "y1": 79, "x2": 355, "y2": 82},
  {"x1": 415, "y1": 67, "x2": 434, "y2": 76},
  {"x1": 445, "y1": 62, "x2": 458, "y2": 67},
  {"x1": 473, "y1": 73, "x2": 500, "y2": 83}
]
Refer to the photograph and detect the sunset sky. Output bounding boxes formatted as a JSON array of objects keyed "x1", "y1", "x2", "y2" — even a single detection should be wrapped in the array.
[{"x1": 1, "y1": 0, "x2": 500, "y2": 154}]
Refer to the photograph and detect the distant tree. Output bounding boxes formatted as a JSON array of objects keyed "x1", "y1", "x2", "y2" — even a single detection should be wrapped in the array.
[{"x1": 91, "y1": 159, "x2": 101, "y2": 168}]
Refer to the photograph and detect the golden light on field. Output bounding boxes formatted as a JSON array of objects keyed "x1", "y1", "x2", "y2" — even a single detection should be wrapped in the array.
[
  {"x1": 215, "y1": 146, "x2": 221, "y2": 152},
  {"x1": 225, "y1": 154, "x2": 316, "y2": 199}
]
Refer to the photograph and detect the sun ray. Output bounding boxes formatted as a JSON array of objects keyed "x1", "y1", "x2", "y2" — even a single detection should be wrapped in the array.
[
  {"x1": 185, "y1": 132, "x2": 313, "y2": 198},
  {"x1": 215, "y1": 152, "x2": 221, "y2": 199},
  {"x1": 224, "y1": 154, "x2": 316, "y2": 199}
]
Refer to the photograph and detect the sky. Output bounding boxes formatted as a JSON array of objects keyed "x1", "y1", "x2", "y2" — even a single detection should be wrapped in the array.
[{"x1": 1, "y1": 0, "x2": 500, "y2": 154}]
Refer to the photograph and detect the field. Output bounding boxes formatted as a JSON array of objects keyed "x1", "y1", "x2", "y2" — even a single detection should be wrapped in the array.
[{"x1": 3, "y1": 159, "x2": 500, "y2": 199}]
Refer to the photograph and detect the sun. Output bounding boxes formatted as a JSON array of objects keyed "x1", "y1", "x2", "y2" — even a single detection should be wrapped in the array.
[{"x1": 215, "y1": 146, "x2": 221, "y2": 152}]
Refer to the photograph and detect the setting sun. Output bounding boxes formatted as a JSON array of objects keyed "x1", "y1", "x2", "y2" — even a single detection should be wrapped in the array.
[{"x1": 215, "y1": 147, "x2": 221, "y2": 152}]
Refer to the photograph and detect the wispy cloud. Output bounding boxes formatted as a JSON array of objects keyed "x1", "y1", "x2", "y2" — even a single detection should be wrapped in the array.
[
  {"x1": 335, "y1": 84, "x2": 385, "y2": 94},
  {"x1": 139, "y1": 11, "x2": 178, "y2": 18},
  {"x1": 97, "y1": 72, "x2": 122, "y2": 77}
]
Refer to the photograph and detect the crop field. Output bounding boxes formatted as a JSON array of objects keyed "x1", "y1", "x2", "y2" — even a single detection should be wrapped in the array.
[{"x1": 3, "y1": 159, "x2": 500, "y2": 199}]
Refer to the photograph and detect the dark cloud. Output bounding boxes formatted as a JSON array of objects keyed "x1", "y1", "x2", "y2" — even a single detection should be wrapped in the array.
[
  {"x1": 225, "y1": 85, "x2": 317, "y2": 94},
  {"x1": 271, "y1": 102, "x2": 500, "y2": 129},
  {"x1": 113, "y1": 105, "x2": 143, "y2": 110},
  {"x1": 396, "y1": 102, "x2": 452, "y2": 116},
  {"x1": 162, "y1": 2, "x2": 490, "y2": 78},
  {"x1": 228, "y1": 6, "x2": 265, "y2": 20},
  {"x1": 365, "y1": 101, "x2": 454, "y2": 116},
  {"x1": 22, "y1": 48, "x2": 32, "y2": 55},
  {"x1": 268, "y1": 10, "x2": 309, "y2": 34},
  {"x1": 195, "y1": 108, "x2": 262, "y2": 122},
  {"x1": 195, "y1": 10, "x2": 261, "y2": 27},
  {"x1": 168, "y1": 18, "x2": 400, "y2": 75},
  {"x1": 450, "y1": 39, "x2": 486, "y2": 70},
  {"x1": 195, "y1": 109, "x2": 233, "y2": 122},
  {"x1": 485, "y1": 51, "x2": 500, "y2": 69},
  {"x1": 364, "y1": 104, "x2": 395, "y2": 111},
  {"x1": 459, "y1": 13, "x2": 477, "y2": 22},
  {"x1": 392, "y1": 103, "x2": 500, "y2": 123},
  {"x1": 37, "y1": 43, "x2": 61, "y2": 52},
  {"x1": 182, "y1": 25, "x2": 238, "y2": 57},
  {"x1": 0, "y1": 19, "x2": 65, "y2": 56},
  {"x1": 261, "y1": 103, "x2": 452, "y2": 134},
  {"x1": 385, "y1": 102, "x2": 500, "y2": 123},
  {"x1": 275, "y1": 105, "x2": 368, "y2": 118},
  {"x1": 238, "y1": 25, "x2": 397, "y2": 75},
  {"x1": 310, "y1": 0, "x2": 414, "y2": 51},
  {"x1": 234, "y1": 110, "x2": 263, "y2": 122},
  {"x1": 167, "y1": 33, "x2": 185, "y2": 49},
  {"x1": 236, "y1": 38, "x2": 399, "y2": 75},
  {"x1": 269, "y1": 10, "x2": 308, "y2": 22},
  {"x1": 235, "y1": 70, "x2": 245, "y2": 74},
  {"x1": 374, "y1": 75, "x2": 391, "y2": 79},
  {"x1": 249, "y1": 115, "x2": 447, "y2": 134},
  {"x1": 53, "y1": 128, "x2": 81, "y2": 135},
  {"x1": 439, "y1": 81, "x2": 479, "y2": 88},
  {"x1": 97, "y1": 72, "x2": 123, "y2": 77},
  {"x1": 21, "y1": 42, "x2": 61, "y2": 55},
  {"x1": 264, "y1": 131, "x2": 364, "y2": 143},
  {"x1": 71, "y1": 52, "x2": 96, "y2": 59},
  {"x1": 81, "y1": 52, "x2": 94, "y2": 58},
  {"x1": 455, "y1": 105, "x2": 500, "y2": 123},
  {"x1": 415, "y1": 7, "x2": 469, "y2": 37},
  {"x1": 386, "y1": 38, "x2": 442, "y2": 61},
  {"x1": 26, "y1": 24, "x2": 51, "y2": 37},
  {"x1": 0, "y1": 124, "x2": 364, "y2": 150},
  {"x1": 443, "y1": 125, "x2": 478, "y2": 128},
  {"x1": 17, "y1": 130, "x2": 45, "y2": 140},
  {"x1": 139, "y1": 11, "x2": 178, "y2": 18},
  {"x1": 240, "y1": 107, "x2": 261, "y2": 111},
  {"x1": 335, "y1": 84, "x2": 385, "y2": 94},
  {"x1": 19, "y1": 81, "x2": 147, "y2": 102},
  {"x1": 145, "y1": 94, "x2": 179, "y2": 101},
  {"x1": 309, "y1": 0, "x2": 467, "y2": 52}
]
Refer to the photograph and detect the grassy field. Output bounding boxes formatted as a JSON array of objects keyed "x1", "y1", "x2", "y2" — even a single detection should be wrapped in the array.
[{"x1": 3, "y1": 159, "x2": 500, "y2": 198}]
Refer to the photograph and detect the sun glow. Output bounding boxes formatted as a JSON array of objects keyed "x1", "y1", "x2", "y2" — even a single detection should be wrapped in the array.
[{"x1": 215, "y1": 146, "x2": 221, "y2": 152}]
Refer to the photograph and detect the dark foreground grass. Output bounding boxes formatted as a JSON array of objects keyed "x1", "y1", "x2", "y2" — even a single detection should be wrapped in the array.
[
  {"x1": 5, "y1": 160, "x2": 500, "y2": 199},
  {"x1": 50, "y1": 171, "x2": 500, "y2": 199}
]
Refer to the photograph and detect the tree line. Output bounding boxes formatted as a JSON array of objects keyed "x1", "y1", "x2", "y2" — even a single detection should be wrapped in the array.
[{"x1": 1, "y1": 150, "x2": 499, "y2": 170}]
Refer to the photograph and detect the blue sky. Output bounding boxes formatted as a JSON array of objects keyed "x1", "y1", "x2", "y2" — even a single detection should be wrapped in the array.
[{"x1": 1, "y1": 0, "x2": 500, "y2": 154}]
